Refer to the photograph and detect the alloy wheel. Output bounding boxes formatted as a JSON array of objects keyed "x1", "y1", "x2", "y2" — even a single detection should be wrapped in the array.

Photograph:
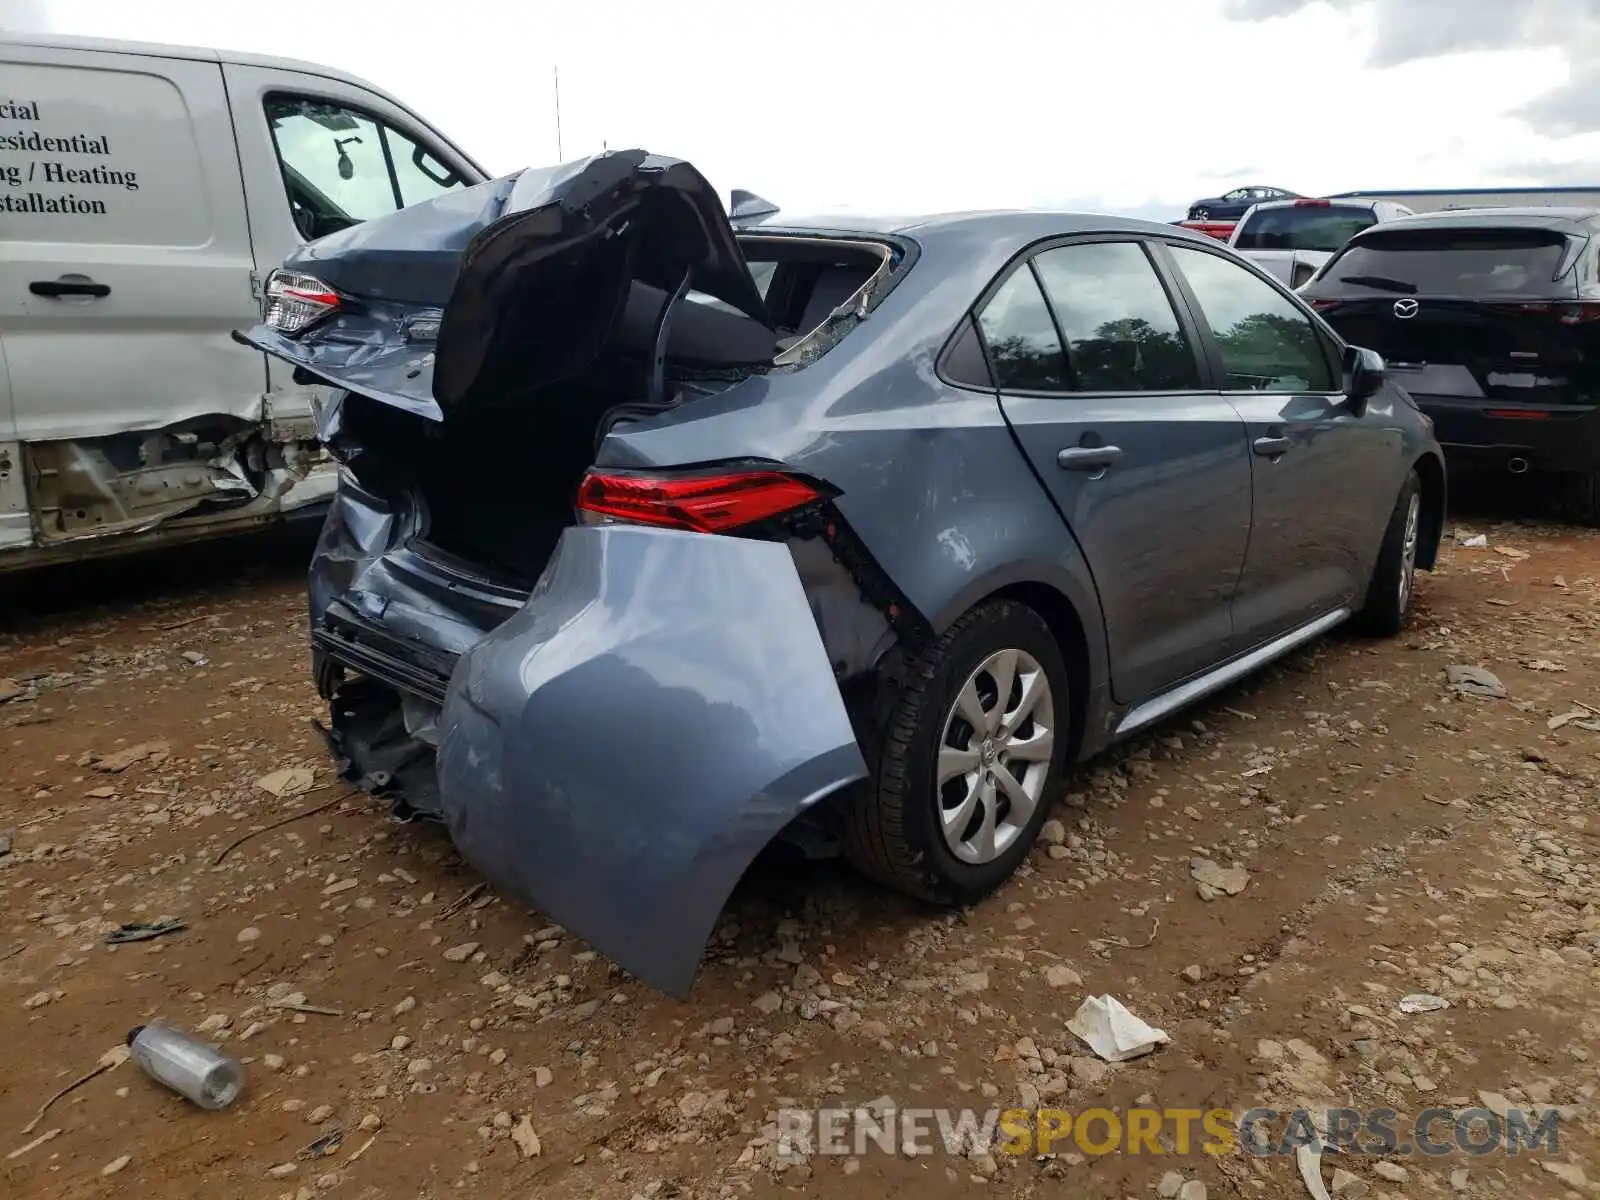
[
  {"x1": 1399, "y1": 491, "x2": 1421, "y2": 610},
  {"x1": 936, "y1": 648, "x2": 1055, "y2": 865}
]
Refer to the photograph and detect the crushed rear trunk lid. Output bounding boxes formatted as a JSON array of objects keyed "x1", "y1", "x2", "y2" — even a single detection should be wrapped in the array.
[{"x1": 234, "y1": 150, "x2": 774, "y2": 421}]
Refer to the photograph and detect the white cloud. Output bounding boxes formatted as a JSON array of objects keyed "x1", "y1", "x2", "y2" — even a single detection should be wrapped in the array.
[
  {"x1": 13, "y1": 0, "x2": 1596, "y2": 219},
  {"x1": 1225, "y1": 0, "x2": 1600, "y2": 174},
  {"x1": 0, "y1": 0, "x2": 51, "y2": 31}
]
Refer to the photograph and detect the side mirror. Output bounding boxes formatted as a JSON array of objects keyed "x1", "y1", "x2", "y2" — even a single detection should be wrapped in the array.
[
  {"x1": 334, "y1": 135, "x2": 363, "y2": 181},
  {"x1": 1343, "y1": 345, "x2": 1386, "y2": 413}
]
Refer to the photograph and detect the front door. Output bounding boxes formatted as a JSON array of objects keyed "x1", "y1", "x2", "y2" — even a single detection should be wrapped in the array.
[
  {"x1": 1161, "y1": 242, "x2": 1399, "y2": 648},
  {"x1": 981, "y1": 238, "x2": 1254, "y2": 705}
]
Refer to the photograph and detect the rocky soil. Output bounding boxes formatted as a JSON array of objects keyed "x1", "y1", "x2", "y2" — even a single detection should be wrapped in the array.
[{"x1": 1, "y1": 508, "x2": 1598, "y2": 1200}]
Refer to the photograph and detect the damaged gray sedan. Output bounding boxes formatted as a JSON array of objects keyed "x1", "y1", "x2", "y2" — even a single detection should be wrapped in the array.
[{"x1": 237, "y1": 149, "x2": 1446, "y2": 997}]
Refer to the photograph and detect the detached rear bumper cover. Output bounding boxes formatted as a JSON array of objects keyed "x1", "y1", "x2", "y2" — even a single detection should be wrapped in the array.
[{"x1": 435, "y1": 525, "x2": 867, "y2": 997}]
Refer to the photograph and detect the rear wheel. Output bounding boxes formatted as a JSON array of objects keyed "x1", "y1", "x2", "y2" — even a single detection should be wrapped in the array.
[
  {"x1": 841, "y1": 600, "x2": 1070, "y2": 904},
  {"x1": 1351, "y1": 469, "x2": 1421, "y2": 637},
  {"x1": 1557, "y1": 470, "x2": 1600, "y2": 528}
]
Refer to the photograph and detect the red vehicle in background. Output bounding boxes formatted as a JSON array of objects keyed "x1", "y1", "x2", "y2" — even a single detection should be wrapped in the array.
[{"x1": 1174, "y1": 219, "x2": 1236, "y2": 241}]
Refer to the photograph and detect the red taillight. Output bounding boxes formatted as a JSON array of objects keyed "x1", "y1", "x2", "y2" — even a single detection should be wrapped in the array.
[
  {"x1": 1293, "y1": 198, "x2": 1332, "y2": 207},
  {"x1": 1483, "y1": 300, "x2": 1600, "y2": 324},
  {"x1": 1485, "y1": 409, "x2": 1552, "y2": 420},
  {"x1": 263, "y1": 269, "x2": 341, "y2": 335},
  {"x1": 1178, "y1": 220, "x2": 1235, "y2": 241},
  {"x1": 1309, "y1": 299, "x2": 1340, "y2": 311},
  {"x1": 575, "y1": 469, "x2": 824, "y2": 534}
]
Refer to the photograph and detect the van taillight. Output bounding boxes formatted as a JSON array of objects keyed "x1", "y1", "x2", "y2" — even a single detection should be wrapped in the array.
[
  {"x1": 264, "y1": 269, "x2": 341, "y2": 335},
  {"x1": 1293, "y1": 198, "x2": 1332, "y2": 207},
  {"x1": 575, "y1": 468, "x2": 826, "y2": 533}
]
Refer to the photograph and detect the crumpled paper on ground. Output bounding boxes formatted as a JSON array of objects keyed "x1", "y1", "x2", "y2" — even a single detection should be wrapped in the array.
[
  {"x1": 1066, "y1": 994, "x2": 1170, "y2": 1062},
  {"x1": 255, "y1": 768, "x2": 315, "y2": 798}
]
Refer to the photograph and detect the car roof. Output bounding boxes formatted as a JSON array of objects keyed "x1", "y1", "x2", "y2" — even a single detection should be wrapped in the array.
[
  {"x1": 1367, "y1": 206, "x2": 1600, "y2": 235},
  {"x1": 747, "y1": 209, "x2": 1225, "y2": 248}
]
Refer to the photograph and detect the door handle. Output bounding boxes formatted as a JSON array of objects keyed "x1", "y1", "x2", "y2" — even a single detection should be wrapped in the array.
[
  {"x1": 1057, "y1": 445, "x2": 1124, "y2": 471},
  {"x1": 1253, "y1": 435, "x2": 1292, "y2": 457},
  {"x1": 30, "y1": 279, "x2": 110, "y2": 299}
]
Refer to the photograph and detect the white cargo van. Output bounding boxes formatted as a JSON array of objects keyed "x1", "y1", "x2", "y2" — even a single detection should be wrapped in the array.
[{"x1": 0, "y1": 33, "x2": 488, "y2": 568}]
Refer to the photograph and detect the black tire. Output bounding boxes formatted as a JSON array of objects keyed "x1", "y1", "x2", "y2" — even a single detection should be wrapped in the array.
[
  {"x1": 1557, "y1": 470, "x2": 1600, "y2": 528},
  {"x1": 840, "y1": 600, "x2": 1071, "y2": 904},
  {"x1": 1351, "y1": 468, "x2": 1421, "y2": 637}
]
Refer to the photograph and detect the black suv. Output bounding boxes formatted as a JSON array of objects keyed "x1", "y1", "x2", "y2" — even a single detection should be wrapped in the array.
[{"x1": 1302, "y1": 207, "x2": 1600, "y2": 524}]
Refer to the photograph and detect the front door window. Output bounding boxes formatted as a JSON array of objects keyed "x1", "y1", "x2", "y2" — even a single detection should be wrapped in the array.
[{"x1": 264, "y1": 95, "x2": 466, "y2": 240}]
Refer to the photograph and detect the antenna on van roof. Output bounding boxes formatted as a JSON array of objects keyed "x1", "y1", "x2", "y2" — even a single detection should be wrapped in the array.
[{"x1": 729, "y1": 190, "x2": 780, "y2": 224}]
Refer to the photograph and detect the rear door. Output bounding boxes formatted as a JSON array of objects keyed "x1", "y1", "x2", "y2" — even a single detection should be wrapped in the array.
[
  {"x1": 221, "y1": 63, "x2": 482, "y2": 433},
  {"x1": 0, "y1": 44, "x2": 263, "y2": 443},
  {"x1": 1304, "y1": 225, "x2": 1596, "y2": 425},
  {"x1": 1162, "y1": 241, "x2": 1399, "y2": 647},
  {"x1": 980, "y1": 237, "x2": 1253, "y2": 704}
]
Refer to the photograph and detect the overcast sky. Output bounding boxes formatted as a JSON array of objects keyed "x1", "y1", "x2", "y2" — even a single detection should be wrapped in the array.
[{"x1": 5, "y1": 0, "x2": 1599, "y2": 219}]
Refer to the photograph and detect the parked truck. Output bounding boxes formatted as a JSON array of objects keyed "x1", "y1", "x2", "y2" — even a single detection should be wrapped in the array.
[{"x1": 1228, "y1": 197, "x2": 1412, "y2": 289}]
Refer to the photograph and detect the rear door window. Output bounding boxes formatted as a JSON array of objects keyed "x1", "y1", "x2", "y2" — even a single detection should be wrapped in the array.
[
  {"x1": 1318, "y1": 228, "x2": 1577, "y2": 298},
  {"x1": 1169, "y1": 245, "x2": 1336, "y2": 392},
  {"x1": 975, "y1": 268, "x2": 1069, "y2": 391},
  {"x1": 1030, "y1": 241, "x2": 1202, "y2": 391},
  {"x1": 1233, "y1": 205, "x2": 1378, "y2": 252}
]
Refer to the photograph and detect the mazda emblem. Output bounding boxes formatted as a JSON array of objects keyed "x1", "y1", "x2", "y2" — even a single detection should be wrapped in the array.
[{"x1": 1393, "y1": 298, "x2": 1419, "y2": 319}]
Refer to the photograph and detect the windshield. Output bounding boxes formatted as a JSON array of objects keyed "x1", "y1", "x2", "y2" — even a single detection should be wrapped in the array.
[
  {"x1": 1234, "y1": 205, "x2": 1378, "y2": 252},
  {"x1": 1309, "y1": 227, "x2": 1578, "y2": 298}
]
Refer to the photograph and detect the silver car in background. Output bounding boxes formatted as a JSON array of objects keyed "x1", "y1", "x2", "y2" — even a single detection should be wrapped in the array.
[{"x1": 1229, "y1": 198, "x2": 1414, "y2": 290}]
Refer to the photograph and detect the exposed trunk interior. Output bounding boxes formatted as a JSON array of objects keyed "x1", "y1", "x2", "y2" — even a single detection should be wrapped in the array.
[{"x1": 335, "y1": 382, "x2": 621, "y2": 585}]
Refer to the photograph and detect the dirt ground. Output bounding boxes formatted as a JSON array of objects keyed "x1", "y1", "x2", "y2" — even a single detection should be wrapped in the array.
[{"x1": 2, "y1": 492, "x2": 1599, "y2": 1200}]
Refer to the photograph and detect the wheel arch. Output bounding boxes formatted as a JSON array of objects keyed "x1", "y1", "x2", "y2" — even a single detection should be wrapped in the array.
[
  {"x1": 989, "y1": 579, "x2": 1092, "y2": 766},
  {"x1": 1412, "y1": 450, "x2": 1446, "y2": 570},
  {"x1": 866, "y1": 562, "x2": 1108, "y2": 766}
]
